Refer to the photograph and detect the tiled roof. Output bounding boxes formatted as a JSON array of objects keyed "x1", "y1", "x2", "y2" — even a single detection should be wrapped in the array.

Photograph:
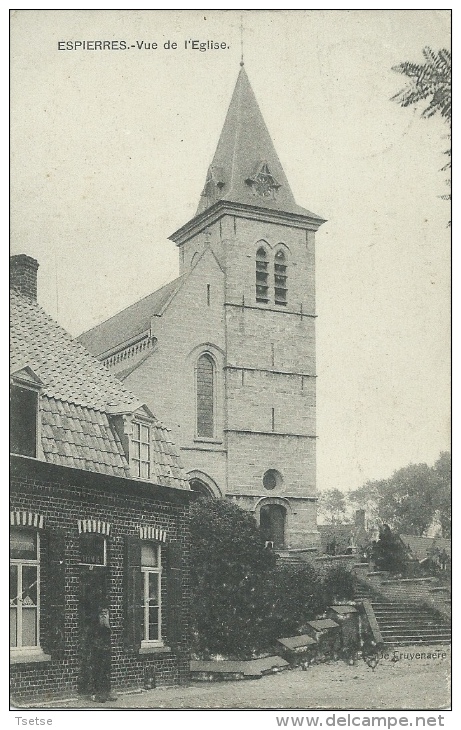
[
  {"x1": 11, "y1": 288, "x2": 140, "y2": 411},
  {"x1": 151, "y1": 421, "x2": 190, "y2": 489},
  {"x1": 10, "y1": 287, "x2": 189, "y2": 489},
  {"x1": 77, "y1": 275, "x2": 185, "y2": 357},
  {"x1": 400, "y1": 534, "x2": 451, "y2": 561},
  {"x1": 318, "y1": 524, "x2": 354, "y2": 550}
]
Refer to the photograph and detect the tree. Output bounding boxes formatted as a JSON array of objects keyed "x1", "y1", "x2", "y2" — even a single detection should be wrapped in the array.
[
  {"x1": 392, "y1": 47, "x2": 451, "y2": 205},
  {"x1": 372, "y1": 525, "x2": 409, "y2": 574},
  {"x1": 318, "y1": 488, "x2": 347, "y2": 524},
  {"x1": 432, "y1": 451, "x2": 451, "y2": 538},
  {"x1": 392, "y1": 48, "x2": 451, "y2": 122},
  {"x1": 348, "y1": 452, "x2": 451, "y2": 537},
  {"x1": 347, "y1": 481, "x2": 380, "y2": 525}
]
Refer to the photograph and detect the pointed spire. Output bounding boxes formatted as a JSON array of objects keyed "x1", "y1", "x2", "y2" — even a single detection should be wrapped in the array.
[{"x1": 196, "y1": 66, "x2": 319, "y2": 219}]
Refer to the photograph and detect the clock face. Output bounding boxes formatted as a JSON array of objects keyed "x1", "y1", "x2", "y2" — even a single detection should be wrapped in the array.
[
  {"x1": 252, "y1": 172, "x2": 279, "y2": 198},
  {"x1": 246, "y1": 162, "x2": 281, "y2": 199}
]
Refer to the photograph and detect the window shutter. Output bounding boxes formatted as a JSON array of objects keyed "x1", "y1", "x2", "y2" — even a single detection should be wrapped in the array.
[
  {"x1": 124, "y1": 535, "x2": 142, "y2": 651},
  {"x1": 42, "y1": 529, "x2": 66, "y2": 656},
  {"x1": 166, "y1": 541, "x2": 183, "y2": 648}
]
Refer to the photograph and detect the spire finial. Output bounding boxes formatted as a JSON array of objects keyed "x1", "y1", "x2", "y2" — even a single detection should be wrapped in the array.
[{"x1": 240, "y1": 15, "x2": 244, "y2": 66}]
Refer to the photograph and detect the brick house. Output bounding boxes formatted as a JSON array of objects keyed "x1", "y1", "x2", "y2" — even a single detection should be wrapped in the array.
[
  {"x1": 79, "y1": 65, "x2": 326, "y2": 551},
  {"x1": 10, "y1": 255, "x2": 192, "y2": 703}
]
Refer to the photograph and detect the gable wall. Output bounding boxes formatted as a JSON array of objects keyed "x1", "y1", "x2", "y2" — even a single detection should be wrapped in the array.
[{"x1": 124, "y1": 249, "x2": 227, "y2": 492}]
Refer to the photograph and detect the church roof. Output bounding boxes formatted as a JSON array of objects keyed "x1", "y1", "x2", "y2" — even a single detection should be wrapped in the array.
[
  {"x1": 78, "y1": 274, "x2": 185, "y2": 357},
  {"x1": 196, "y1": 65, "x2": 323, "y2": 221}
]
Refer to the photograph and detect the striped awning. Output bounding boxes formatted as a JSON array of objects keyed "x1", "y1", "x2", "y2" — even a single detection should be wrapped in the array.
[
  {"x1": 78, "y1": 519, "x2": 111, "y2": 535},
  {"x1": 10, "y1": 511, "x2": 44, "y2": 529},
  {"x1": 139, "y1": 526, "x2": 167, "y2": 543}
]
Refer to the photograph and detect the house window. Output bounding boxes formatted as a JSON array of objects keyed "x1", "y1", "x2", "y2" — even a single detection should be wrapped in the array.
[
  {"x1": 274, "y1": 249, "x2": 288, "y2": 306},
  {"x1": 256, "y1": 247, "x2": 269, "y2": 303},
  {"x1": 132, "y1": 421, "x2": 151, "y2": 479},
  {"x1": 196, "y1": 354, "x2": 214, "y2": 438},
  {"x1": 141, "y1": 542, "x2": 162, "y2": 644},
  {"x1": 10, "y1": 385, "x2": 38, "y2": 457},
  {"x1": 10, "y1": 529, "x2": 40, "y2": 650},
  {"x1": 79, "y1": 533, "x2": 106, "y2": 566}
]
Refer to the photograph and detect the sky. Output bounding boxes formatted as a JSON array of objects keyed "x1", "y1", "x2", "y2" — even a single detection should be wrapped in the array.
[{"x1": 10, "y1": 9, "x2": 451, "y2": 494}]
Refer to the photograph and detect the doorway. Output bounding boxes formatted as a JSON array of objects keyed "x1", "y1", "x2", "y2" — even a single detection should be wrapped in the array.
[
  {"x1": 259, "y1": 504, "x2": 286, "y2": 549},
  {"x1": 189, "y1": 478, "x2": 215, "y2": 499},
  {"x1": 78, "y1": 566, "x2": 108, "y2": 695}
]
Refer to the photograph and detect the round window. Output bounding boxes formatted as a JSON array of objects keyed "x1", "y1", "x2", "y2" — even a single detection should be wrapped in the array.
[{"x1": 263, "y1": 469, "x2": 282, "y2": 490}]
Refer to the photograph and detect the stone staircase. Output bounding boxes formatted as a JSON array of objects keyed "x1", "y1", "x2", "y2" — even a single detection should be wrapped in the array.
[
  {"x1": 371, "y1": 601, "x2": 451, "y2": 646},
  {"x1": 354, "y1": 573, "x2": 451, "y2": 646}
]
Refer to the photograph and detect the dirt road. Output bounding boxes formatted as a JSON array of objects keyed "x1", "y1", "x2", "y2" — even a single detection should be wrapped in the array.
[{"x1": 29, "y1": 645, "x2": 451, "y2": 711}]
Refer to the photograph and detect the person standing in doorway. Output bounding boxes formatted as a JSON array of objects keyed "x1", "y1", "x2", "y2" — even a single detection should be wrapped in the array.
[{"x1": 90, "y1": 605, "x2": 117, "y2": 703}]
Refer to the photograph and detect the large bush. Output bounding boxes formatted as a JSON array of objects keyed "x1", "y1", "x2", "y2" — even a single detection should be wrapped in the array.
[
  {"x1": 189, "y1": 498, "x2": 276, "y2": 658},
  {"x1": 259, "y1": 562, "x2": 326, "y2": 643},
  {"x1": 190, "y1": 498, "x2": 356, "y2": 658},
  {"x1": 321, "y1": 563, "x2": 356, "y2": 604}
]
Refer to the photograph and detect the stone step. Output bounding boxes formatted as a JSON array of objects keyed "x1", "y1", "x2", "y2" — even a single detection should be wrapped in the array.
[
  {"x1": 379, "y1": 626, "x2": 451, "y2": 633},
  {"x1": 383, "y1": 621, "x2": 449, "y2": 631},
  {"x1": 372, "y1": 610, "x2": 439, "y2": 617},
  {"x1": 372, "y1": 599, "x2": 424, "y2": 611},
  {"x1": 384, "y1": 636, "x2": 451, "y2": 646},
  {"x1": 374, "y1": 611, "x2": 443, "y2": 623},
  {"x1": 380, "y1": 629, "x2": 451, "y2": 637}
]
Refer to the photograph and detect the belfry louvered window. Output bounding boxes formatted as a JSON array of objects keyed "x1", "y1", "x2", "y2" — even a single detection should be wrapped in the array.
[
  {"x1": 274, "y1": 250, "x2": 288, "y2": 306},
  {"x1": 256, "y1": 247, "x2": 269, "y2": 303},
  {"x1": 196, "y1": 354, "x2": 214, "y2": 438}
]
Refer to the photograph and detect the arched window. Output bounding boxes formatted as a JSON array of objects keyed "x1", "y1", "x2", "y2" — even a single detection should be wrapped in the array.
[
  {"x1": 274, "y1": 249, "x2": 288, "y2": 306},
  {"x1": 256, "y1": 247, "x2": 269, "y2": 303},
  {"x1": 196, "y1": 354, "x2": 214, "y2": 438},
  {"x1": 189, "y1": 478, "x2": 215, "y2": 499}
]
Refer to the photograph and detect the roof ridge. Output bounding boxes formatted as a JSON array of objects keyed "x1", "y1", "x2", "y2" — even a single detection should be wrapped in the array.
[{"x1": 78, "y1": 273, "x2": 186, "y2": 338}]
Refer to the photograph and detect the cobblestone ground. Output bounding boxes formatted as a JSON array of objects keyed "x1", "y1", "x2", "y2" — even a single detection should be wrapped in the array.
[{"x1": 26, "y1": 645, "x2": 451, "y2": 711}]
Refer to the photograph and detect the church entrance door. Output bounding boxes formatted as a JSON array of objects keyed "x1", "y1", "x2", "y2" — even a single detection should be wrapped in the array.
[{"x1": 260, "y1": 504, "x2": 286, "y2": 549}]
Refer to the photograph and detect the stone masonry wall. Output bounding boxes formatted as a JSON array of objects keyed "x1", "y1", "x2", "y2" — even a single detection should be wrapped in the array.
[{"x1": 125, "y1": 210, "x2": 319, "y2": 548}]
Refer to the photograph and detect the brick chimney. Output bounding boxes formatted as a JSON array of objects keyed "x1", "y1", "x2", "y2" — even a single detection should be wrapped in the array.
[
  {"x1": 355, "y1": 509, "x2": 366, "y2": 530},
  {"x1": 10, "y1": 255, "x2": 39, "y2": 300}
]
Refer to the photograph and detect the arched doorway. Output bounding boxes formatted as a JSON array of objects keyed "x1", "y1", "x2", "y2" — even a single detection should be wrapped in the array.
[
  {"x1": 189, "y1": 478, "x2": 215, "y2": 499},
  {"x1": 187, "y1": 470, "x2": 221, "y2": 499},
  {"x1": 259, "y1": 504, "x2": 286, "y2": 548}
]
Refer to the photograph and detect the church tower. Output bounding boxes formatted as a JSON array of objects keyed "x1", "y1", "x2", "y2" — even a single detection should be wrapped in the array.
[
  {"x1": 79, "y1": 65, "x2": 325, "y2": 551},
  {"x1": 169, "y1": 66, "x2": 325, "y2": 550}
]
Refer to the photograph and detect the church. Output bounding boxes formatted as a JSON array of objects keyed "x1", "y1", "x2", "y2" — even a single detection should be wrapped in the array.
[{"x1": 79, "y1": 64, "x2": 325, "y2": 551}]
